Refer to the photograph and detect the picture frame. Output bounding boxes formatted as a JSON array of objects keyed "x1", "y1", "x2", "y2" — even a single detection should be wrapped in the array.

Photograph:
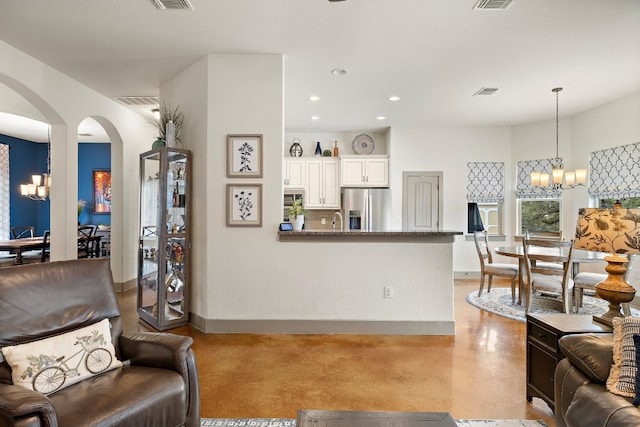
[
  {"x1": 226, "y1": 134, "x2": 263, "y2": 178},
  {"x1": 226, "y1": 183, "x2": 262, "y2": 227},
  {"x1": 92, "y1": 169, "x2": 112, "y2": 214}
]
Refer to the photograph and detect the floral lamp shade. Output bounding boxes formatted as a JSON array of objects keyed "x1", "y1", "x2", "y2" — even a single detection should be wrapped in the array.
[{"x1": 575, "y1": 208, "x2": 640, "y2": 255}]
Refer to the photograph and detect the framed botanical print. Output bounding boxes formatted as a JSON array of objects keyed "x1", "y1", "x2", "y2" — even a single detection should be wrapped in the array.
[
  {"x1": 92, "y1": 169, "x2": 112, "y2": 214},
  {"x1": 226, "y1": 134, "x2": 263, "y2": 178},
  {"x1": 226, "y1": 183, "x2": 262, "y2": 227}
]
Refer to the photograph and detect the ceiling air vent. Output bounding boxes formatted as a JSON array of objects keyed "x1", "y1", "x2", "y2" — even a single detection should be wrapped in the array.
[
  {"x1": 472, "y1": 0, "x2": 514, "y2": 10},
  {"x1": 473, "y1": 87, "x2": 499, "y2": 96},
  {"x1": 151, "y1": 0, "x2": 194, "y2": 10},
  {"x1": 113, "y1": 96, "x2": 160, "y2": 106}
]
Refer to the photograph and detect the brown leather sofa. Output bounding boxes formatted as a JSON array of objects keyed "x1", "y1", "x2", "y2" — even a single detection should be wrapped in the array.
[
  {"x1": 555, "y1": 333, "x2": 640, "y2": 427},
  {"x1": 0, "y1": 258, "x2": 200, "y2": 427}
]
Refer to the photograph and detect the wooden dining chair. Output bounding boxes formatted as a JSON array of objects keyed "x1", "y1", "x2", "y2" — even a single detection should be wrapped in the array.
[
  {"x1": 524, "y1": 229, "x2": 564, "y2": 271},
  {"x1": 522, "y1": 238, "x2": 574, "y2": 313},
  {"x1": 10, "y1": 225, "x2": 35, "y2": 239},
  {"x1": 20, "y1": 230, "x2": 50, "y2": 264},
  {"x1": 473, "y1": 231, "x2": 519, "y2": 303},
  {"x1": 77, "y1": 225, "x2": 97, "y2": 258}
]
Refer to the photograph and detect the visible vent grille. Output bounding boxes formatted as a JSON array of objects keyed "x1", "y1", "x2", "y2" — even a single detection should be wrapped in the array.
[
  {"x1": 473, "y1": 87, "x2": 499, "y2": 96},
  {"x1": 472, "y1": 0, "x2": 513, "y2": 10},
  {"x1": 113, "y1": 96, "x2": 160, "y2": 106},
  {"x1": 151, "y1": 0, "x2": 194, "y2": 10}
]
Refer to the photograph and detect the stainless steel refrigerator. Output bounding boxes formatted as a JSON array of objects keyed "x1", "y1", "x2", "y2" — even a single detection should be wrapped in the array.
[{"x1": 342, "y1": 188, "x2": 392, "y2": 232}]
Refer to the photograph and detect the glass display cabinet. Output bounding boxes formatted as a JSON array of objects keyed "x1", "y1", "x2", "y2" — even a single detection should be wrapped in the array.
[{"x1": 138, "y1": 147, "x2": 191, "y2": 330}]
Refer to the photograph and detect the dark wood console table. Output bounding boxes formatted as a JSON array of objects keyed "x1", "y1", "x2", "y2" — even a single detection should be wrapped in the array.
[
  {"x1": 526, "y1": 313, "x2": 612, "y2": 412},
  {"x1": 297, "y1": 410, "x2": 457, "y2": 427}
]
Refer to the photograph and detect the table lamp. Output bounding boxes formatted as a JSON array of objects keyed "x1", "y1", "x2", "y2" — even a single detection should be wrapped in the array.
[{"x1": 574, "y1": 208, "x2": 640, "y2": 325}]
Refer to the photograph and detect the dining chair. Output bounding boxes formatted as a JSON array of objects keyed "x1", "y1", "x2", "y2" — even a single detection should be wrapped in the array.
[
  {"x1": 524, "y1": 229, "x2": 564, "y2": 271},
  {"x1": 10, "y1": 225, "x2": 35, "y2": 239},
  {"x1": 20, "y1": 230, "x2": 50, "y2": 264},
  {"x1": 77, "y1": 225, "x2": 97, "y2": 258},
  {"x1": 473, "y1": 231, "x2": 519, "y2": 303},
  {"x1": 522, "y1": 238, "x2": 574, "y2": 313},
  {"x1": 573, "y1": 253, "x2": 634, "y2": 315}
]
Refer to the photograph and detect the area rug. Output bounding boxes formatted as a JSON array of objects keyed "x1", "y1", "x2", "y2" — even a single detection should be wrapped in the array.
[
  {"x1": 466, "y1": 287, "x2": 639, "y2": 322},
  {"x1": 201, "y1": 419, "x2": 547, "y2": 427}
]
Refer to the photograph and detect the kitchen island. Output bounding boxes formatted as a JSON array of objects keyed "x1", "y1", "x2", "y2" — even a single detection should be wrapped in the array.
[{"x1": 271, "y1": 229, "x2": 463, "y2": 335}]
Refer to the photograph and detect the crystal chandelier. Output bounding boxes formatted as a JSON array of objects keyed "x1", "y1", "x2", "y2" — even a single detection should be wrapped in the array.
[
  {"x1": 530, "y1": 88, "x2": 587, "y2": 189},
  {"x1": 20, "y1": 126, "x2": 51, "y2": 201}
]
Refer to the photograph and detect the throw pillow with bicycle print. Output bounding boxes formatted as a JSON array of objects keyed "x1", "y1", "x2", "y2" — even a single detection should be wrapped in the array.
[{"x1": 1, "y1": 318, "x2": 122, "y2": 394}]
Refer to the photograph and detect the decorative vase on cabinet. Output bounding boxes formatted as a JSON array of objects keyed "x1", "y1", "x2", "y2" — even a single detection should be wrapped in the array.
[{"x1": 138, "y1": 146, "x2": 191, "y2": 331}]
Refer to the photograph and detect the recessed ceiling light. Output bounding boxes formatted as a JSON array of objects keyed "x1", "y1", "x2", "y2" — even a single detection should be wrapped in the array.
[
  {"x1": 309, "y1": 95, "x2": 320, "y2": 102},
  {"x1": 311, "y1": 116, "x2": 320, "y2": 121},
  {"x1": 376, "y1": 116, "x2": 386, "y2": 121},
  {"x1": 388, "y1": 96, "x2": 400, "y2": 102},
  {"x1": 331, "y1": 68, "x2": 348, "y2": 76}
]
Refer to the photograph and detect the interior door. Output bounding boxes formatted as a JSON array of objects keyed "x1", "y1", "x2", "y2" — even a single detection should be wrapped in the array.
[{"x1": 403, "y1": 172, "x2": 441, "y2": 231}]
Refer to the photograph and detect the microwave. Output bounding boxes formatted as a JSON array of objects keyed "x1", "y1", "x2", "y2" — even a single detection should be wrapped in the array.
[{"x1": 283, "y1": 189, "x2": 304, "y2": 221}]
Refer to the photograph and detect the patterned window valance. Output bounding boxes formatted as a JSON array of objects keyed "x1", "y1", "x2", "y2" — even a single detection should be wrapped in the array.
[
  {"x1": 516, "y1": 158, "x2": 563, "y2": 199},
  {"x1": 588, "y1": 142, "x2": 640, "y2": 200},
  {"x1": 466, "y1": 162, "x2": 504, "y2": 203},
  {"x1": 0, "y1": 144, "x2": 9, "y2": 240}
]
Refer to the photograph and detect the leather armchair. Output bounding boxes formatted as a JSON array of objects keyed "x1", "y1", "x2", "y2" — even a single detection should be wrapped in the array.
[
  {"x1": 0, "y1": 259, "x2": 200, "y2": 427},
  {"x1": 555, "y1": 333, "x2": 640, "y2": 427}
]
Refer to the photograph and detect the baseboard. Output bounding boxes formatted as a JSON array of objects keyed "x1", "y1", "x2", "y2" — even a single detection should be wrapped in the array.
[
  {"x1": 188, "y1": 314, "x2": 455, "y2": 335},
  {"x1": 455, "y1": 271, "x2": 481, "y2": 279},
  {"x1": 113, "y1": 278, "x2": 136, "y2": 293}
]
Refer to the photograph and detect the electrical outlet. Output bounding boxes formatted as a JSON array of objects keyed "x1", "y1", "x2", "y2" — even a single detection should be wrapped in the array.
[
  {"x1": 321, "y1": 217, "x2": 326, "y2": 225},
  {"x1": 384, "y1": 286, "x2": 393, "y2": 298}
]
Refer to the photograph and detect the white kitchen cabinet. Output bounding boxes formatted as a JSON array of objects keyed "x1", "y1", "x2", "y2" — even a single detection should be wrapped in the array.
[
  {"x1": 305, "y1": 158, "x2": 340, "y2": 209},
  {"x1": 340, "y1": 155, "x2": 389, "y2": 187},
  {"x1": 284, "y1": 158, "x2": 305, "y2": 189}
]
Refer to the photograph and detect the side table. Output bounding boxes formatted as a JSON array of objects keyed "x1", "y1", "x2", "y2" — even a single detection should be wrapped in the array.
[{"x1": 526, "y1": 313, "x2": 612, "y2": 412}]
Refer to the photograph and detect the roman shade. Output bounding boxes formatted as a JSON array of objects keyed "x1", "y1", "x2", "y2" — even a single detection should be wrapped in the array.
[
  {"x1": 516, "y1": 158, "x2": 563, "y2": 199},
  {"x1": 589, "y1": 142, "x2": 640, "y2": 199},
  {"x1": 466, "y1": 161, "x2": 505, "y2": 203}
]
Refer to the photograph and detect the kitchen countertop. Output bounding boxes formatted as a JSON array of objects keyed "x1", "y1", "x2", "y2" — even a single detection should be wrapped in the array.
[{"x1": 278, "y1": 229, "x2": 462, "y2": 242}]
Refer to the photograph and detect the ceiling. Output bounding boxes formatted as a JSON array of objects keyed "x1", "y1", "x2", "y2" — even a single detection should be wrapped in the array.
[{"x1": 0, "y1": 0, "x2": 639, "y2": 142}]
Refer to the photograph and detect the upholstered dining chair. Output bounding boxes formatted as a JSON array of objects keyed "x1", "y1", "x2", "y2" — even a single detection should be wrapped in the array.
[
  {"x1": 522, "y1": 238, "x2": 574, "y2": 313},
  {"x1": 524, "y1": 229, "x2": 564, "y2": 271},
  {"x1": 573, "y1": 253, "x2": 634, "y2": 315},
  {"x1": 473, "y1": 231, "x2": 519, "y2": 303}
]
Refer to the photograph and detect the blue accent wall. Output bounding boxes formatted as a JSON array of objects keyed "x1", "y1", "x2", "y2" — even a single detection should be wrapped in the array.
[
  {"x1": 0, "y1": 135, "x2": 111, "y2": 236},
  {"x1": 1, "y1": 134, "x2": 49, "y2": 235},
  {"x1": 78, "y1": 143, "x2": 111, "y2": 226}
]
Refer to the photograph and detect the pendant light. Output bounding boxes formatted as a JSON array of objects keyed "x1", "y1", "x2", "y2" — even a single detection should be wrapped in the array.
[
  {"x1": 20, "y1": 126, "x2": 51, "y2": 201},
  {"x1": 530, "y1": 88, "x2": 587, "y2": 189}
]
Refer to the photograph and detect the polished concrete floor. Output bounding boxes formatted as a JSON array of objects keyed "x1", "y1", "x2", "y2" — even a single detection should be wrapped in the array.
[{"x1": 117, "y1": 279, "x2": 555, "y2": 425}]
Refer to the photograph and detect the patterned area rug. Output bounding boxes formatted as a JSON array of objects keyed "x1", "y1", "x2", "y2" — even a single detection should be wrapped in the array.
[
  {"x1": 466, "y1": 287, "x2": 639, "y2": 322},
  {"x1": 201, "y1": 419, "x2": 547, "y2": 427}
]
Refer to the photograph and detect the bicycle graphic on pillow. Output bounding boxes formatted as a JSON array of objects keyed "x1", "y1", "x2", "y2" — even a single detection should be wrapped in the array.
[{"x1": 27, "y1": 331, "x2": 113, "y2": 394}]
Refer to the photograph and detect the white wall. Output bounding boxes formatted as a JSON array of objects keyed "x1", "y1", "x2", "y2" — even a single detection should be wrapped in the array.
[
  {"x1": 0, "y1": 41, "x2": 153, "y2": 283},
  {"x1": 388, "y1": 126, "x2": 513, "y2": 273}
]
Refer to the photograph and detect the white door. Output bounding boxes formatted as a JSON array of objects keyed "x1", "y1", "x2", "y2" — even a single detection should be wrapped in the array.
[{"x1": 403, "y1": 172, "x2": 441, "y2": 231}]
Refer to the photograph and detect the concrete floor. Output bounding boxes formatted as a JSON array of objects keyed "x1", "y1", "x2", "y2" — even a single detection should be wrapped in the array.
[{"x1": 117, "y1": 279, "x2": 556, "y2": 425}]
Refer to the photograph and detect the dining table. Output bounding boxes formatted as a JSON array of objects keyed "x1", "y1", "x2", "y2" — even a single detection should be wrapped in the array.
[
  {"x1": 494, "y1": 245, "x2": 608, "y2": 306},
  {"x1": 0, "y1": 235, "x2": 102, "y2": 265}
]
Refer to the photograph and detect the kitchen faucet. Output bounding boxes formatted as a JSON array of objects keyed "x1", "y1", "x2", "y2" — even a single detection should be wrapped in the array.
[{"x1": 331, "y1": 211, "x2": 344, "y2": 231}]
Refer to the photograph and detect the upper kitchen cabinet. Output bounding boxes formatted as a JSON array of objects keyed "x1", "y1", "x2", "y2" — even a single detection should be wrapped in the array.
[
  {"x1": 340, "y1": 155, "x2": 389, "y2": 187},
  {"x1": 284, "y1": 158, "x2": 305, "y2": 189},
  {"x1": 306, "y1": 158, "x2": 340, "y2": 209}
]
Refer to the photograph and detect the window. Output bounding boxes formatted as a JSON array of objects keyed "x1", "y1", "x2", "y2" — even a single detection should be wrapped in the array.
[
  {"x1": 466, "y1": 162, "x2": 504, "y2": 235},
  {"x1": 517, "y1": 198, "x2": 561, "y2": 235},
  {"x1": 478, "y1": 203, "x2": 502, "y2": 235},
  {"x1": 598, "y1": 198, "x2": 640, "y2": 209}
]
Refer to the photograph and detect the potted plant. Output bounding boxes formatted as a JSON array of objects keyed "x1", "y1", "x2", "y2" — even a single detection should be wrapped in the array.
[
  {"x1": 151, "y1": 102, "x2": 184, "y2": 148},
  {"x1": 288, "y1": 198, "x2": 308, "y2": 231}
]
